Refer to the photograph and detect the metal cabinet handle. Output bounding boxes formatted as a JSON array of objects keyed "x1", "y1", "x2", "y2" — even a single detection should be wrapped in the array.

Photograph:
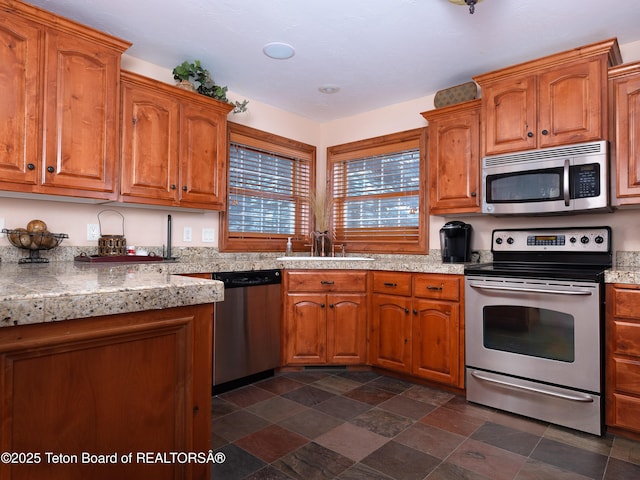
[
  {"x1": 320, "y1": 303, "x2": 325, "y2": 308},
  {"x1": 320, "y1": 280, "x2": 335, "y2": 285},
  {"x1": 527, "y1": 132, "x2": 533, "y2": 138},
  {"x1": 182, "y1": 186, "x2": 188, "y2": 191},
  {"x1": 470, "y1": 191, "x2": 476, "y2": 197},
  {"x1": 404, "y1": 308, "x2": 409, "y2": 314},
  {"x1": 27, "y1": 163, "x2": 35, "y2": 170},
  {"x1": 541, "y1": 129, "x2": 549, "y2": 135},
  {"x1": 47, "y1": 166, "x2": 55, "y2": 173},
  {"x1": 383, "y1": 282, "x2": 397, "y2": 287},
  {"x1": 170, "y1": 184, "x2": 177, "y2": 190},
  {"x1": 329, "y1": 304, "x2": 334, "y2": 309},
  {"x1": 470, "y1": 370, "x2": 594, "y2": 403},
  {"x1": 426, "y1": 285, "x2": 443, "y2": 291}
]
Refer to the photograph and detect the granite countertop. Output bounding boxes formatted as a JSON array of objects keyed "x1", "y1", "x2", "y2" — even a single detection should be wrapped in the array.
[
  {"x1": 0, "y1": 262, "x2": 224, "y2": 327},
  {"x1": 604, "y1": 266, "x2": 640, "y2": 285}
]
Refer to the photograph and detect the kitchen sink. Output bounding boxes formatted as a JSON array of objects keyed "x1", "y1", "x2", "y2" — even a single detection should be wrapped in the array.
[{"x1": 276, "y1": 256, "x2": 374, "y2": 261}]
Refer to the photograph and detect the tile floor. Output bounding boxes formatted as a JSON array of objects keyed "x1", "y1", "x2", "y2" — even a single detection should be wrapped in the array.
[{"x1": 210, "y1": 370, "x2": 640, "y2": 480}]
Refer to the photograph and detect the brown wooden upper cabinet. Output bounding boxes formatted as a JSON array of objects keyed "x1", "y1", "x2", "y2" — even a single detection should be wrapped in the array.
[
  {"x1": 421, "y1": 99, "x2": 481, "y2": 215},
  {"x1": 609, "y1": 62, "x2": 640, "y2": 206},
  {"x1": 0, "y1": 0, "x2": 130, "y2": 200},
  {"x1": 474, "y1": 38, "x2": 622, "y2": 156},
  {"x1": 120, "y1": 71, "x2": 233, "y2": 210}
]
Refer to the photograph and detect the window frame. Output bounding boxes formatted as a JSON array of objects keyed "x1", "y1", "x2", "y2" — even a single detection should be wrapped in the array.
[
  {"x1": 219, "y1": 122, "x2": 316, "y2": 252},
  {"x1": 327, "y1": 128, "x2": 428, "y2": 254}
]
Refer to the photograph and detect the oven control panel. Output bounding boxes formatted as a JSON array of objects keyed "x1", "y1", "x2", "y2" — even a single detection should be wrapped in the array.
[{"x1": 492, "y1": 227, "x2": 610, "y2": 253}]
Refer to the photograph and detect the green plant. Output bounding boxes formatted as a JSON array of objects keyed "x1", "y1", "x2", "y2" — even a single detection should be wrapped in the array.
[{"x1": 172, "y1": 60, "x2": 248, "y2": 113}]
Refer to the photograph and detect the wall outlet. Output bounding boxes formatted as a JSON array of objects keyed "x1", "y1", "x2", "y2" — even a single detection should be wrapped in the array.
[
  {"x1": 87, "y1": 223, "x2": 100, "y2": 241},
  {"x1": 202, "y1": 228, "x2": 215, "y2": 243},
  {"x1": 183, "y1": 226, "x2": 192, "y2": 242}
]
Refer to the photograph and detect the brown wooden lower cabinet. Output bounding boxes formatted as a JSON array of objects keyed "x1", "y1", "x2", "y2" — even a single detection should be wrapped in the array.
[
  {"x1": 283, "y1": 270, "x2": 368, "y2": 365},
  {"x1": 606, "y1": 284, "x2": 640, "y2": 436},
  {"x1": 0, "y1": 304, "x2": 213, "y2": 480},
  {"x1": 370, "y1": 272, "x2": 464, "y2": 388}
]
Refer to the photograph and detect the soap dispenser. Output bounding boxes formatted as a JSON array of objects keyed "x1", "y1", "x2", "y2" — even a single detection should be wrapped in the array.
[{"x1": 285, "y1": 237, "x2": 293, "y2": 256}]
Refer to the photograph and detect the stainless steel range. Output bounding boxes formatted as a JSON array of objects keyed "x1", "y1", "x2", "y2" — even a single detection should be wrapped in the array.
[{"x1": 464, "y1": 226, "x2": 612, "y2": 435}]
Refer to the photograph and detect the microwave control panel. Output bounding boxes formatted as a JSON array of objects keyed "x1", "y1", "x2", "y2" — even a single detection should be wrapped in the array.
[{"x1": 491, "y1": 227, "x2": 610, "y2": 253}]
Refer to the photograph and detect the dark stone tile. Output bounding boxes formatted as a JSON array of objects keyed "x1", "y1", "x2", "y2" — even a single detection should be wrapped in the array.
[
  {"x1": 604, "y1": 457, "x2": 640, "y2": 479},
  {"x1": 515, "y1": 459, "x2": 595, "y2": 480},
  {"x1": 210, "y1": 430, "x2": 228, "y2": 450},
  {"x1": 427, "y1": 461, "x2": 493, "y2": 480},
  {"x1": 361, "y1": 440, "x2": 441, "y2": 480},
  {"x1": 420, "y1": 406, "x2": 485, "y2": 437},
  {"x1": 282, "y1": 385, "x2": 336, "y2": 407},
  {"x1": 337, "y1": 463, "x2": 394, "y2": 479},
  {"x1": 211, "y1": 410, "x2": 270, "y2": 442},
  {"x1": 530, "y1": 438, "x2": 608, "y2": 479},
  {"x1": 245, "y1": 465, "x2": 294, "y2": 479},
  {"x1": 368, "y1": 375, "x2": 414, "y2": 394},
  {"x1": 394, "y1": 422, "x2": 465, "y2": 459},
  {"x1": 255, "y1": 375, "x2": 306, "y2": 395},
  {"x1": 210, "y1": 443, "x2": 266, "y2": 479},
  {"x1": 211, "y1": 395, "x2": 240, "y2": 420},
  {"x1": 471, "y1": 422, "x2": 541, "y2": 457},
  {"x1": 343, "y1": 384, "x2": 396, "y2": 405},
  {"x1": 282, "y1": 371, "x2": 333, "y2": 384},
  {"x1": 337, "y1": 370, "x2": 381, "y2": 384},
  {"x1": 378, "y1": 394, "x2": 436, "y2": 420},
  {"x1": 402, "y1": 384, "x2": 456, "y2": 406},
  {"x1": 314, "y1": 395, "x2": 371, "y2": 421},
  {"x1": 235, "y1": 424, "x2": 309, "y2": 463},
  {"x1": 246, "y1": 395, "x2": 308, "y2": 423},
  {"x1": 273, "y1": 441, "x2": 354, "y2": 480},
  {"x1": 447, "y1": 438, "x2": 527, "y2": 480},
  {"x1": 278, "y1": 408, "x2": 344, "y2": 440},
  {"x1": 219, "y1": 384, "x2": 275, "y2": 408},
  {"x1": 350, "y1": 408, "x2": 414, "y2": 438}
]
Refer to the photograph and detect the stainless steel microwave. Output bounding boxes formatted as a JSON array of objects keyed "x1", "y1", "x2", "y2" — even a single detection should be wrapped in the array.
[{"x1": 481, "y1": 141, "x2": 609, "y2": 215}]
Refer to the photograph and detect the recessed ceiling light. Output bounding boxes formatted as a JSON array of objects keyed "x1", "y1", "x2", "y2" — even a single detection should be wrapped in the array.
[
  {"x1": 318, "y1": 85, "x2": 340, "y2": 94},
  {"x1": 263, "y1": 42, "x2": 295, "y2": 60}
]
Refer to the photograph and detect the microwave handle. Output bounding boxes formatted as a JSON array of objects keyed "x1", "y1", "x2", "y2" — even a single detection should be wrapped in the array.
[{"x1": 563, "y1": 159, "x2": 570, "y2": 206}]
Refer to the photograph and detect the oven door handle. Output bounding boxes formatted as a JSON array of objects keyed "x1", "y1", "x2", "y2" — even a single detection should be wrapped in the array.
[
  {"x1": 468, "y1": 283, "x2": 592, "y2": 296},
  {"x1": 470, "y1": 370, "x2": 595, "y2": 403}
]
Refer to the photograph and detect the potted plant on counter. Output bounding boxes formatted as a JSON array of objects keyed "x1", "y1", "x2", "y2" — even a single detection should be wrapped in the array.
[{"x1": 172, "y1": 60, "x2": 248, "y2": 113}]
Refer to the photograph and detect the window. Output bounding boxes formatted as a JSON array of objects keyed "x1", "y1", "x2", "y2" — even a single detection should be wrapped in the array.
[
  {"x1": 328, "y1": 128, "x2": 427, "y2": 254},
  {"x1": 219, "y1": 122, "x2": 315, "y2": 252}
]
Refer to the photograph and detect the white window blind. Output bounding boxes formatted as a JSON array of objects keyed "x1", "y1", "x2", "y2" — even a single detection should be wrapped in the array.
[
  {"x1": 332, "y1": 148, "x2": 421, "y2": 242},
  {"x1": 227, "y1": 142, "x2": 311, "y2": 240}
]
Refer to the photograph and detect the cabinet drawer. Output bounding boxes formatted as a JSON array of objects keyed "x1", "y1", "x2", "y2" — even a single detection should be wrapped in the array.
[
  {"x1": 611, "y1": 320, "x2": 640, "y2": 357},
  {"x1": 413, "y1": 274, "x2": 460, "y2": 301},
  {"x1": 286, "y1": 271, "x2": 367, "y2": 293},
  {"x1": 372, "y1": 272, "x2": 412, "y2": 296},
  {"x1": 611, "y1": 357, "x2": 640, "y2": 395},
  {"x1": 612, "y1": 288, "x2": 640, "y2": 319},
  {"x1": 609, "y1": 392, "x2": 640, "y2": 433}
]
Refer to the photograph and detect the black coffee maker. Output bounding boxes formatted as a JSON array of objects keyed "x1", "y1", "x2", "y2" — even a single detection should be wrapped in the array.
[{"x1": 440, "y1": 221, "x2": 472, "y2": 263}]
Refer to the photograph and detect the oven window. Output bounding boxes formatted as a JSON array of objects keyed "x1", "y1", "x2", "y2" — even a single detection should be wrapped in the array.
[
  {"x1": 487, "y1": 167, "x2": 563, "y2": 203},
  {"x1": 483, "y1": 305, "x2": 574, "y2": 362}
]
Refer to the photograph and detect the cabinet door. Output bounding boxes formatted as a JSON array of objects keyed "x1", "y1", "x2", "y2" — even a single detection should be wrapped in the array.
[
  {"x1": 426, "y1": 101, "x2": 481, "y2": 214},
  {"x1": 370, "y1": 294, "x2": 412, "y2": 372},
  {"x1": 412, "y1": 298, "x2": 461, "y2": 387},
  {"x1": 538, "y1": 58, "x2": 604, "y2": 148},
  {"x1": 611, "y1": 69, "x2": 640, "y2": 203},
  {"x1": 179, "y1": 101, "x2": 228, "y2": 209},
  {"x1": 120, "y1": 78, "x2": 180, "y2": 204},
  {"x1": 482, "y1": 75, "x2": 537, "y2": 155},
  {"x1": 284, "y1": 293, "x2": 327, "y2": 364},
  {"x1": 0, "y1": 305, "x2": 212, "y2": 480},
  {"x1": 327, "y1": 293, "x2": 367, "y2": 364},
  {"x1": 0, "y1": 14, "x2": 41, "y2": 187},
  {"x1": 40, "y1": 29, "x2": 120, "y2": 198}
]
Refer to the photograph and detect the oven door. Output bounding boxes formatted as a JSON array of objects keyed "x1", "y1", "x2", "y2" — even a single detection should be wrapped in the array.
[{"x1": 465, "y1": 275, "x2": 601, "y2": 393}]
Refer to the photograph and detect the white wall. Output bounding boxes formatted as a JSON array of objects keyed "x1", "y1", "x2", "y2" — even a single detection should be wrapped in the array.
[{"x1": 3, "y1": 40, "x2": 640, "y2": 255}]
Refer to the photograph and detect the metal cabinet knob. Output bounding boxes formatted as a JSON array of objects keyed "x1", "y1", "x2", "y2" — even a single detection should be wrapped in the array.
[
  {"x1": 182, "y1": 186, "x2": 188, "y2": 191},
  {"x1": 527, "y1": 132, "x2": 534, "y2": 138},
  {"x1": 541, "y1": 129, "x2": 549, "y2": 135},
  {"x1": 27, "y1": 163, "x2": 35, "y2": 170},
  {"x1": 171, "y1": 184, "x2": 177, "y2": 190},
  {"x1": 47, "y1": 166, "x2": 54, "y2": 173}
]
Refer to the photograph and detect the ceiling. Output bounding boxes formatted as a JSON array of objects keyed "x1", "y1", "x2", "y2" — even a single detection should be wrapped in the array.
[{"x1": 25, "y1": 0, "x2": 640, "y2": 122}]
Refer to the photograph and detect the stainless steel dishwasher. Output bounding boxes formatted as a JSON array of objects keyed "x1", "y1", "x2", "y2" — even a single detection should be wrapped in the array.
[{"x1": 211, "y1": 269, "x2": 281, "y2": 393}]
